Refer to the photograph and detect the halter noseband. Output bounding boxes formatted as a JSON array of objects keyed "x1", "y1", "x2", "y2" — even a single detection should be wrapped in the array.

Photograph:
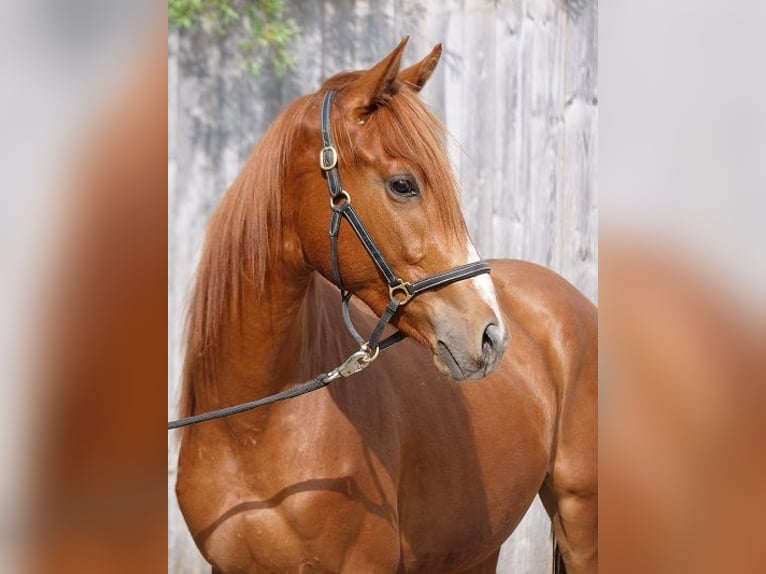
[{"x1": 320, "y1": 90, "x2": 491, "y2": 372}]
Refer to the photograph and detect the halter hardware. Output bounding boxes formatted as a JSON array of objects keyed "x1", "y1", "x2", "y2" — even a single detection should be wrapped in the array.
[
  {"x1": 319, "y1": 145, "x2": 338, "y2": 171},
  {"x1": 389, "y1": 280, "x2": 414, "y2": 305},
  {"x1": 330, "y1": 189, "x2": 351, "y2": 208},
  {"x1": 327, "y1": 343, "x2": 380, "y2": 381}
]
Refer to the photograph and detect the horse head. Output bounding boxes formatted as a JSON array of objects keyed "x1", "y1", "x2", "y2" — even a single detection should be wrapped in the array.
[{"x1": 283, "y1": 38, "x2": 508, "y2": 380}]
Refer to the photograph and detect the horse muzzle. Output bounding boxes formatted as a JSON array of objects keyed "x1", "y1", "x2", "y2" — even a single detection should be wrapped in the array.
[{"x1": 433, "y1": 318, "x2": 508, "y2": 380}]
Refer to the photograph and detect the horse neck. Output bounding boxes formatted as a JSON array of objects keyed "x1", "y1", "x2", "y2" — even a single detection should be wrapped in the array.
[{"x1": 194, "y1": 260, "x2": 318, "y2": 422}]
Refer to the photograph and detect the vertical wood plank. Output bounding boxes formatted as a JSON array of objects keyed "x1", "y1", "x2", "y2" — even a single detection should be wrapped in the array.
[{"x1": 559, "y1": 0, "x2": 598, "y2": 302}]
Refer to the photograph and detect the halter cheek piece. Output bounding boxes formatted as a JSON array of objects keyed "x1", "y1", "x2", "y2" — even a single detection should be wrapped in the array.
[
  {"x1": 320, "y1": 90, "x2": 491, "y2": 371},
  {"x1": 166, "y1": 91, "x2": 491, "y2": 430}
]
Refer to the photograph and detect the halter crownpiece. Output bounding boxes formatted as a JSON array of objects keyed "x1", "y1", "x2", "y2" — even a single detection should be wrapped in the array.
[{"x1": 320, "y1": 89, "x2": 491, "y2": 359}]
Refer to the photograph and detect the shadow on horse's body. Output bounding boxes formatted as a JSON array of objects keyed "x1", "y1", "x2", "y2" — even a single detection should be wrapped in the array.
[{"x1": 175, "y1": 39, "x2": 597, "y2": 574}]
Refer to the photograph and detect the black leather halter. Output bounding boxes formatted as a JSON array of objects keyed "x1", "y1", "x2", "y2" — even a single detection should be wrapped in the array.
[
  {"x1": 319, "y1": 90, "x2": 491, "y2": 369},
  {"x1": 166, "y1": 91, "x2": 492, "y2": 430}
]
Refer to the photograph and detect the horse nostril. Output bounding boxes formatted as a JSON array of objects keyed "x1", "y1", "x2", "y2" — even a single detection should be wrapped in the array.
[{"x1": 482, "y1": 323, "x2": 499, "y2": 359}]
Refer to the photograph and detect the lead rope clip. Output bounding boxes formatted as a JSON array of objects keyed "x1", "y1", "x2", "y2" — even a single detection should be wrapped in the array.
[{"x1": 326, "y1": 343, "x2": 380, "y2": 381}]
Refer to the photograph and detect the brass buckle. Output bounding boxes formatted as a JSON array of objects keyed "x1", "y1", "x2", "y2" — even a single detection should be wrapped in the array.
[
  {"x1": 319, "y1": 146, "x2": 338, "y2": 171},
  {"x1": 389, "y1": 280, "x2": 414, "y2": 305}
]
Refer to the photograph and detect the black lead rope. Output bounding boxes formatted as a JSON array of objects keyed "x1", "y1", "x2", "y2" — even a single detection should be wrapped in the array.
[
  {"x1": 168, "y1": 375, "x2": 333, "y2": 430},
  {"x1": 167, "y1": 90, "x2": 490, "y2": 430},
  {"x1": 166, "y1": 335, "x2": 403, "y2": 430}
]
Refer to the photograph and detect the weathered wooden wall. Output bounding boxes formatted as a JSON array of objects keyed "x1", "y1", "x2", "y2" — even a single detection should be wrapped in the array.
[{"x1": 168, "y1": 0, "x2": 597, "y2": 572}]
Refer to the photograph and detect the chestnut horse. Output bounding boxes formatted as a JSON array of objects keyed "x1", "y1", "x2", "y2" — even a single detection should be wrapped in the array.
[{"x1": 175, "y1": 38, "x2": 597, "y2": 574}]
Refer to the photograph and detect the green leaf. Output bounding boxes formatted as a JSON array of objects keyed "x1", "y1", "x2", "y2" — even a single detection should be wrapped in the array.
[{"x1": 168, "y1": 0, "x2": 299, "y2": 77}]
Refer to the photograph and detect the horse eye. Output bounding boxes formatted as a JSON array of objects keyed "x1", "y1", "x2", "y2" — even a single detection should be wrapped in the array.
[{"x1": 387, "y1": 177, "x2": 419, "y2": 197}]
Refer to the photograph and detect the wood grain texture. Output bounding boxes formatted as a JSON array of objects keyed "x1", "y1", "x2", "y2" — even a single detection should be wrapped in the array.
[{"x1": 168, "y1": 1, "x2": 597, "y2": 571}]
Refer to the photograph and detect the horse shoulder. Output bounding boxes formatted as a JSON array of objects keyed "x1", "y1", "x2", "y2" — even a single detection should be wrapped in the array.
[{"x1": 490, "y1": 259, "x2": 598, "y2": 487}]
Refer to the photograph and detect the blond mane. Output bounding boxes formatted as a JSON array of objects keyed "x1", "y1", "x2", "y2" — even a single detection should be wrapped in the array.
[{"x1": 178, "y1": 95, "x2": 312, "y2": 418}]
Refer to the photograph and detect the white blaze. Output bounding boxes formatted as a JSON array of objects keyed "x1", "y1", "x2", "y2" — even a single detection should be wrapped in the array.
[{"x1": 465, "y1": 240, "x2": 505, "y2": 329}]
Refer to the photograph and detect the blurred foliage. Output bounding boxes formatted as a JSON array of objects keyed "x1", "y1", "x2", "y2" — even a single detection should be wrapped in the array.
[{"x1": 168, "y1": 0, "x2": 299, "y2": 76}]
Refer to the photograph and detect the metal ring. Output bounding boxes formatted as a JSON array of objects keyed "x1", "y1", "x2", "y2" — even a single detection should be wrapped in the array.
[
  {"x1": 330, "y1": 190, "x2": 351, "y2": 209},
  {"x1": 361, "y1": 343, "x2": 380, "y2": 363},
  {"x1": 389, "y1": 281, "x2": 414, "y2": 305},
  {"x1": 319, "y1": 146, "x2": 338, "y2": 171}
]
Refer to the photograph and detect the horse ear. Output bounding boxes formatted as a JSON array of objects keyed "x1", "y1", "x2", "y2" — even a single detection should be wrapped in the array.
[
  {"x1": 343, "y1": 36, "x2": 409, "y2": 115},
  {"x1": 398, "y1": 43, "x2": 442, "y2": 93}
]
